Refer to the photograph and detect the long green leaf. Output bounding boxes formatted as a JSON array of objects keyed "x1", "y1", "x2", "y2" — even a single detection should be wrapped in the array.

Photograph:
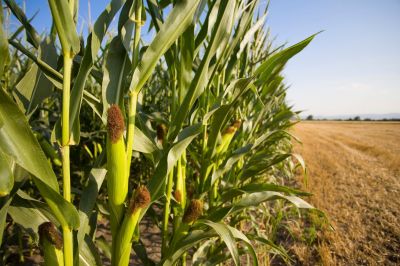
[
  {"x1": 0, "y1": 3, "x2": 9, "y2": 77},
  {"x1": 129, "y1": 0, "x2": 201, "y2": 93},
  {"x1": 178, "y1": 25, "x2": 195, "y2": 104},
  {"x1": 77, "y1": 168, "x2": 107, "y2": 249},
  {"x1": 0, "y1": 198, "x2": 11, "y2": 245},
  {"x1": 101, "y1": 36, "x2": 131, "y2": 121},
  {"x1": 147, "y1": 124, "x2": 203, "y2": 201},
  {"x1": 0, "y1": 149, "x2": 14, "y2": 197},
  {"x1": 79, "y1": 235, "x2": 103, "y2": 266},
  {"x1": 209, "y1": 191, "x2": 314, "y2": 222},
  {"x1": 254, "y1": 33, "x2": 319, "y2": 81},
  {"x1": 47, "y1": 0, "x2": 80, "y2": 54},
  {"x1": 26, "y1": 39, "x2": 57, "y2": 114},
  {"x1": 162, "y1": 230, "x2": 216, "y2": 266},
  {"x1": 0, "y1": 88, "x2": 79, "y2": 229},
  {"x1": 132, "y1": 126, "x2": 158, "y2": 154},
  {"x1": 234, "y1": 191, "x2": 314, "y2": 211},
  {"x1": 221, "y1": 183, "x2": 311, "y2": 202},
  {"x1": 8, "y1": 190, "x2": 58, "y2": 238},
  {"x1": 13, "y1": 40, "x2": 56, "y2": 114},
  {"x1": 227, "y1": 226, "x2": 258, "y2": 266},
  {"x1": 168, "y1": 0, "x2": 236, "y2": 140},
  {"x1": 4, "y1": 0, "x2": 41, "y2": 48},
  {"x1": 199, "y1": 220, "x2": 240, "y2": 266}
]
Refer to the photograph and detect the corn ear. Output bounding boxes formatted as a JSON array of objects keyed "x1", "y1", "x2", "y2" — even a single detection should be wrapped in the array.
[
  {"x1": 114, "y1": 186, "x2": 150, "y2": 266},
  {"x1": 174, "y1": 155, "x2": 186, "y2": 209},
  {"x1": 106, "y1": 105, "x2": 128, "y2": 236},
  {"x1": 182, "y1": 199, "x2": 203, "y2": 224},
  {"x1": 216, "y1": 120, "x2": 241, "y2": 155},
  {"x1": 169, "y1": 199, "x2": 204, "y2": 253},
  {"x1": 38, "y1": 222, "x2": 64, "y2": 266}
]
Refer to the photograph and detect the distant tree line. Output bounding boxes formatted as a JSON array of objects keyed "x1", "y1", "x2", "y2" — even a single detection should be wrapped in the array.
[{"x1": 303, "y1": 115, "x2": 400, "y2": 121}]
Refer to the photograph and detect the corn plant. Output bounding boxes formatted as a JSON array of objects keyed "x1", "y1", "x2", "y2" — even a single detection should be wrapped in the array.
[{"x1": 0, "y1": 0, "x2": 319, "y2": 265}]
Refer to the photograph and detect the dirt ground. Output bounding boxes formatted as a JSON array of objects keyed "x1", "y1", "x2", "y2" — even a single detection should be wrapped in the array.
[{"x1": 291, "y1": 121, "x2": 400, "y2": 265}]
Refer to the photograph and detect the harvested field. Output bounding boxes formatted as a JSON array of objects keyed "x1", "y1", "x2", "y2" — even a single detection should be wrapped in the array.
[{"x1": 291, "y1": 122, "x2": 400, "y2": 265}]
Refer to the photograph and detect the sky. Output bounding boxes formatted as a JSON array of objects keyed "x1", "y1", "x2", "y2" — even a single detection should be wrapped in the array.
[
  {"x1": 265, "y1": 0, "x2": 400, "y2": 116},
  {"x1": 6, "y1": 0, "x2": 400, "y2": 117}
]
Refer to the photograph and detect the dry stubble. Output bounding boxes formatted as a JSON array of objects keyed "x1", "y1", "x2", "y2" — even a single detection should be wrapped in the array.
[{"x1": 292, "y1": 121, "x2": 400, "y2": 265}]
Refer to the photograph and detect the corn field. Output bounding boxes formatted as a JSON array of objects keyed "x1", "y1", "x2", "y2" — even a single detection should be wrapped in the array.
[{"x1": 0, "y1": 0, "x2": 319, "y2": 265}]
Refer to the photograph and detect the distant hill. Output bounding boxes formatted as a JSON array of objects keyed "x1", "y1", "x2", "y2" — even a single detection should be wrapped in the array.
[{"x1": 302, "y1": 113, "x2": 400, "y2": 120}]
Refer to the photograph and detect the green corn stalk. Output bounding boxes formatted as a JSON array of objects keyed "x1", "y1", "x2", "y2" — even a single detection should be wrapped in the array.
[{"x1": 47, "y1": 0, "x2": 80, "y2": 264}]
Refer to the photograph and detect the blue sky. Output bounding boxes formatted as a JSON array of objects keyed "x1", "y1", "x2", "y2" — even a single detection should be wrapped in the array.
[
  {"x1": 6, "y1": 0, "x2": 400, "y2": 116},
  {"x1": 266, "y1": 0, "x2": 400, "y2": 116}
]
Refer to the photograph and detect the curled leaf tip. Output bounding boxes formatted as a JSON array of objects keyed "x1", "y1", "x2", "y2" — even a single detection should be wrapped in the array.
[{"x1": 107, "y1": 104, "x2": 125, "y2": 143}]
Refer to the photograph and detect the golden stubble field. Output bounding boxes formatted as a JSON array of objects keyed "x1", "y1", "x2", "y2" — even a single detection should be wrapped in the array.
[{"x1": 292, "y1": 121, "x2": 400, "y2": 265}]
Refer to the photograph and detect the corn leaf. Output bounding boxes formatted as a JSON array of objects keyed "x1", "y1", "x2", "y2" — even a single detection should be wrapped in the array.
[
  {"x1": 129, "y1": 0, "x2": 201, "y2": 93},
  {"x1": 118, "y1": 0, "x2": 135, "y2": 53},
  {"x1": 0, "y1": 150, "x2": 13, "y2": 197},
  {"x1": 77, "y1": 168, "x2": 107, "y2": 250},
  {"x1": 162, "y1": 230, "x2": 216, "y2": 266},
  {"x1": 8, "y1": 39, "x2": 63, "y2": 86},
  {"x1": 79, "y1": 236, "x2": 103, "y2": 266},
  {"x1": 13, "y1": 40, "x2": 56, "y2": 114},
  {"x1": 210, "y1": 191, "x2": 314, "y2": 222},
  {"x1": 147, "y1": 124, "x2": 203, "y2": 201},
  {"x1": 250, "y1": 236, "x2": 291, "y2": 263},
  {"x1": 234, "y1": 191, "x2": 314, "y2": 211},
  {"x1": 0, "y1": 88, "x2": 79, "y2": 229},
  {"x1": 0, "y1": 3, "x2": 9, "y2": 77},
  {"x1": 0, "y1": 198, "x2": 11, "y2": 246},
  {"x1": 227, "y1": 226, "x2": 258, "y2": 266},
  {"x1": 8, "y1": 191, "x2": 58, "y2": 237},
  {"x1": 47, "y1": 0, "x2": 80, "y2": 54},
  {"x1": 168, "y1": 0, "x2": 236, "y2": 140},
  {"x1": 177, "y1": 25, "x2": 195, "y2": 104},
  {"x1": 255, "y1": 33, "x2": 319, "y2": 82},
  {"x1": 221, "y1": 183, "x2": 311, "y2": 202},
  {"x1": 132, "y1": 126, "x2": 158, "y2": 154},
  {"x1": 4, "y1": 0, "x2": 40, "y2": 49},
  {"x1": 101, "y1": 36, "x2": 131, "y2": 121},
  {"x1": 199, "y1": 220, "x2": 240, "y2": 266}
]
